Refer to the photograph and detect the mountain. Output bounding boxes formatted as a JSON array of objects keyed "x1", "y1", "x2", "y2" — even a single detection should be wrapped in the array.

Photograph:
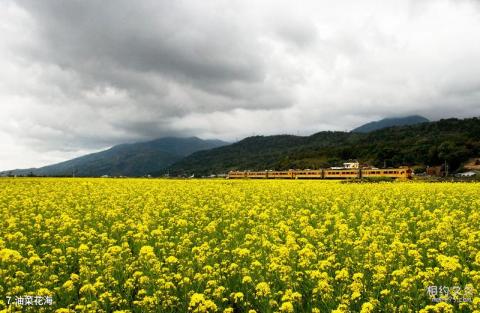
[
  {"x1": 351, "y1": 115, "x2": 429, "y2": 133},
  {"x1": 167, "y1": 117, "x2": 480, "y2": 175},
  {"x1": 1, "y1": 137, "x2": 228, "y2": 177}
]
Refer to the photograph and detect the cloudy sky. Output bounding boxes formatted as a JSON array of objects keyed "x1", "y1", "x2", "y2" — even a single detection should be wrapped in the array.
[{"x1": 1, "y1": 0, "x2": 480, "y2": 170}]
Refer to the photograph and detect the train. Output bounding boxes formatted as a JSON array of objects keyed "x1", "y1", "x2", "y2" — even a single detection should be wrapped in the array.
[{"x1": 228, "y1": 165, "x2": 412, "y2": 180}]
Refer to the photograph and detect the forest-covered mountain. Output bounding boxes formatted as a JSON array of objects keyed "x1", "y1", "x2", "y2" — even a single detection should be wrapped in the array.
[
  {"x1": 1, "y1": 137, "x2": 227, "y2": 177},
  {"x1": 351, "y1": 115, "x2": 429, "y2": 133},
  {"x1": 166, "y1": 117, "x2": 480, "y2": 176}
]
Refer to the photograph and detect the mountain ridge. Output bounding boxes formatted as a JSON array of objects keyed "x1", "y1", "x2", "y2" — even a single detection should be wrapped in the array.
[
  {"x1": 351, "y1": 115, "x2": 429, "y2": 133},
  {"x1": 166, "y1": 117, "x2": 480, "y2": 175},
  {"x1": 1, "y1": 137, "x2": 228, "y2": 177}
]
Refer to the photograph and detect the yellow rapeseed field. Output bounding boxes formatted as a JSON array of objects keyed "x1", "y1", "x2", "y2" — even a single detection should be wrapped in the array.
[{"x1": 1, "y1": 178, "x2": 480, "y2": 312}]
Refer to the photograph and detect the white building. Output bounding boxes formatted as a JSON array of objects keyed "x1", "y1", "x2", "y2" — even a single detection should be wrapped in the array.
[{"x1": 457, "y1": 171, "x2": 477, "y2": 177}]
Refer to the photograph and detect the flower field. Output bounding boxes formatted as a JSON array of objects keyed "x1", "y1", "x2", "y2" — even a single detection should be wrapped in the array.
[{"x1": 1, "y1": 178, "x2": 480, "y2": 313}]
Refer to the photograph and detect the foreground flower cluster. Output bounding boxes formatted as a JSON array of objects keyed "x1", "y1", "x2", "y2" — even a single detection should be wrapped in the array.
[{"x1": 0, "y1": 178, "x2": 480, "y2": 312}]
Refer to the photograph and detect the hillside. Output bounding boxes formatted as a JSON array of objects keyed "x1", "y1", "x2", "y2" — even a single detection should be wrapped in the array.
[
  {"x1": 351, "y1": 115, "x2": 429, "y2": 133},
  {"x1": 1, "y1": 137, "x2": 227, "y2": 177},
  {"x1": 167, "y1": 117, "x2": 480, "y2": 176}
]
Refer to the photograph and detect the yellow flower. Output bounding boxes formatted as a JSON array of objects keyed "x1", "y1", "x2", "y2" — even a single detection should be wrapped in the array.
[
  {"x1": 360, "y1": 302, "x2": 374, "y2": 313},
  {"x1": 279, "y1": 301, "x2": 294, "y2": 312},
  {"x1": 233, "y1": 292, "x2": 244, "y2": 303},
  {"x1": 77, "y1": 244, "x2": 89, "y2": 253},
  {"x1": 0, "y1": 248, "x2": 22, "y2": 263},
  {"x1": 281, "y1": 289, "x2": 302, "y2": 303},
  {"x1": 189, "y1": 293, "x2": 217, "y2": 312},
  {"x1": 437, "y1": 255, "x2": 462, "y2": 272},
  {"x1": 62, "y1": 280, "x2": 75, "y2": 292},
  {"x1": 79, "y1": 284, "x2": 96, "y2": 296},
  {"x1": 242, "y1": 275, "x2": 252, "y2": 284},
  {"x1": 335, "y1": 268, "x2": 349, "y2": 281},
  {"x1": 139, "y1": 245, "x2": 156, "y2": 258},
  {"x1": 255, "y1": 282, "x2": 271, "y2": 297},
  {"x1": 166, "y1": 255, "x2": 179, "y2": 264},
  {"x1": 475, "y1": 251, "x2": 480, "y2": 264}
]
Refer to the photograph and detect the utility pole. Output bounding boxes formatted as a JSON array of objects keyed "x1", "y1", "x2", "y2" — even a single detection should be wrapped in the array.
[{"x1": 444, "y1": 160, "x2": 448, "y2": 177}]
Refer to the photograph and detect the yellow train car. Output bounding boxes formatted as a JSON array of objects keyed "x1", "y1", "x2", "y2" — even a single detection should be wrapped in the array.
[
  {"x1": 293, "y1": 170, "x2": 323, "y2": 179},
  {"x1": 323, "y1": 169, "x2": 359, "y2": 179},
  {"x1": 267, "y1": 171, "x2": 294, "y2": 179},
  {"x1": 228, "y1": 171, "x2": 246, "y2": 178},
  {"x1": 246, "y1": 171, "x2": 268, "y2": 179},
  {"x1": 362, "y1": 167, "x2": 412, "y2": 179}
]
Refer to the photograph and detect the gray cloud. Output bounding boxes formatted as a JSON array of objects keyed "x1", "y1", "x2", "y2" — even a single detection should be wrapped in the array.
[{"x1": 1, "y1": 0, "x2": 480, "y2": 170}]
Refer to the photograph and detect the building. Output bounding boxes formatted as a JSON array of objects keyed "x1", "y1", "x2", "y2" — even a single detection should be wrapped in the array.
[{"x1": 456, "y1": 171, "x2": 477, "y2": 177}]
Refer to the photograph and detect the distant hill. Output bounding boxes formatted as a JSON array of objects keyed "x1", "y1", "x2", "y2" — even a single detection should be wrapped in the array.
[
  {"x1": 167, "y1": 117, "x2": 480, "y2": 175},
  {"x1": 351, "y1": 115, "x2": 429, "y2": 133},
  {"x1": 1, "y1": 137, "x2": 227, "y2": 177}
]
